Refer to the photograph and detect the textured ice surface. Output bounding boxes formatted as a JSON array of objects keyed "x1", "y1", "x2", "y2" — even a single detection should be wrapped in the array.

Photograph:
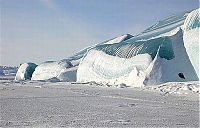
[
  {"x1": 66, "y1": 34, "x2": 133, "y2": 64},
  {"x1": 95, "y1": 35, "x2": 175, "y2": 60},
  {"x1": 15, "y1": 63, "x2": 37, "y2": 80},
  {"x1": 183, "y1": 9, "x2": 199, "y2": 31}
]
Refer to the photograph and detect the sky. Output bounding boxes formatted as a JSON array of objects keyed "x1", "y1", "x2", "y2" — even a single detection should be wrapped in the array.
[{"x1": 1, "y1": 0, "x2": 198, "y2": 66}]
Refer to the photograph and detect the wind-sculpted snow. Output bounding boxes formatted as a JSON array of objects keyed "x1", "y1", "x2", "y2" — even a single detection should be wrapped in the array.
[
  {"x1": 15, "y1": 63, "x2": 37, "y2": 80},
  {"x1": 77, "y1": 29, "x2": 198, "y2": 87}
]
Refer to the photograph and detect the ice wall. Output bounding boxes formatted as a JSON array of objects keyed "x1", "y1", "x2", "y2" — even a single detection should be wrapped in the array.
[{"x1": 15, "y1": 63, "x2": 37, "y2": 81}]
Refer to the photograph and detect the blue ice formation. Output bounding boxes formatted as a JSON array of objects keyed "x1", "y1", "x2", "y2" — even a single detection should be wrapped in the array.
[
  {"x1": 15, "y1": 8, "x2": 199, "y2": 85},
  {"x1": 15, "y1": 63, "x2": 37, "y2": 80}
]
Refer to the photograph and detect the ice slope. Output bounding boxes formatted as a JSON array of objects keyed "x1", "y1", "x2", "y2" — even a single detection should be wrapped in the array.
[
  {"x1": 77, "y1": 29, "x2": 198, "y2": 87},
  {"x1": 15, "y1": 63, "x2": 37, "y2": 80}
]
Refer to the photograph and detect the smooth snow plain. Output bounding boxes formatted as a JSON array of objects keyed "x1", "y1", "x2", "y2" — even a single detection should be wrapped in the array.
[{"x1": 0, "y1": 77, "x2": 199, "y2": 127}]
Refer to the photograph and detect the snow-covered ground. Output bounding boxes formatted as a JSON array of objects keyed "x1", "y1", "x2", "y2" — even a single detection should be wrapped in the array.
[{"x1": 0, "y1": 79, "x2": 199, "y2": 127}]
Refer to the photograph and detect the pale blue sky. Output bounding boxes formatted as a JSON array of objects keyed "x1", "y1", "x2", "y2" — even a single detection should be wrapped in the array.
[{"x1": 1, "y1": 0, "x2": 198, "y2": 66}]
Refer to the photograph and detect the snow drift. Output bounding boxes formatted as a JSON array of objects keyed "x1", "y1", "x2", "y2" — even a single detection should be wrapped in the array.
[{"x1": 15, "y1": 63, "x2": 37, "y2": 80}]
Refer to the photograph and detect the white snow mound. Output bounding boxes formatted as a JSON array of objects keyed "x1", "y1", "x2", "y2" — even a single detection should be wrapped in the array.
[{"x1": 31, "y1": 60, "x2": 72, "y2": 81}]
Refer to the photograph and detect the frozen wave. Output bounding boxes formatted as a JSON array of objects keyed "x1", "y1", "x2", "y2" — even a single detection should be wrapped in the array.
[{"x1": 77, "y1": 29, "x2": 198, "y2": 87}]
